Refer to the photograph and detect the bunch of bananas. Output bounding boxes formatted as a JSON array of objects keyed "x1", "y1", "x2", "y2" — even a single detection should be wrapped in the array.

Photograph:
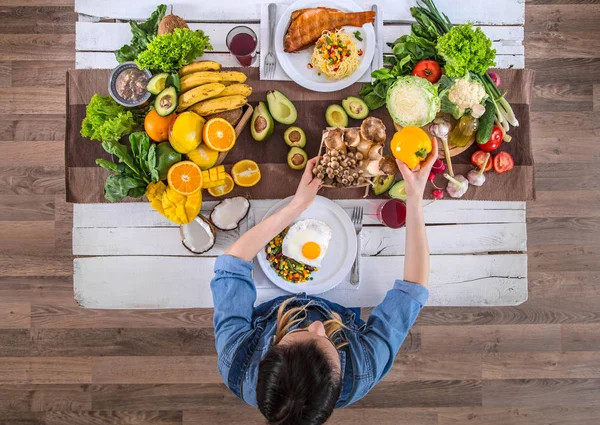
[{"x1": 176, "y1": 61, "x2": 252, "y2": 115}]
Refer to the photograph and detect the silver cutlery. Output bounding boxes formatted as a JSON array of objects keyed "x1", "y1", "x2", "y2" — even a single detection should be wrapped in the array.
[
  {"x1": 264, "y1": 3, "x2": 277, "y2": 79},
  {"x1": 350, "y1": 206, "x2": 364, "y2": 286}
]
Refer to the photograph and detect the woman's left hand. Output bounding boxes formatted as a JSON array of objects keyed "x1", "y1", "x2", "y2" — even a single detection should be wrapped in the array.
[{"x1": 289, "y1": 157, "x2": 322, "y2": 213}]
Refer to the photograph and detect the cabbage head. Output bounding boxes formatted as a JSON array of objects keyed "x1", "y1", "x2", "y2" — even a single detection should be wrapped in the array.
[{"x1": 386, "y1": 76, "x2": 440, "y2": 127}]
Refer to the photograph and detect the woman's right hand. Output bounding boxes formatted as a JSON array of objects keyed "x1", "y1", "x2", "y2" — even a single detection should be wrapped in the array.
[
  {"x1": 288, "y1": 157, "x2": 322, "y2": 213},
  {"x1": 396, "y1": 140, "x2": 439, "y2": 202}
]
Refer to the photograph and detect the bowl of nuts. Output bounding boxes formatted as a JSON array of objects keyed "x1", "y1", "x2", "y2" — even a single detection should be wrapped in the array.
[{"x1": 313, "y1": 117, "x2": 398, "y2": 189}]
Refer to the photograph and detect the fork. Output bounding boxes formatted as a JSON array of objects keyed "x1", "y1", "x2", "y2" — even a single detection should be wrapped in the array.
[
  {"x1": 264, "y1": 3, "x2": 277, "y2": 79},
  {"x1": 350, "y1": 206, "x2": 364, "y2": 286}
]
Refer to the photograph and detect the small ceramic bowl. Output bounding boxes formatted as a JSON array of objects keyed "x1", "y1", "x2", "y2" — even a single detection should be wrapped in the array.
[{"x1": 108, "y1": 62, "x2": 152, "y2": 108}]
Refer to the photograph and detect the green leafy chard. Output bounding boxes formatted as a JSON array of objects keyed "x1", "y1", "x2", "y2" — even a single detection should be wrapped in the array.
[{"x1": 115, "y1": 4, "x2": 167, "y2": 63}]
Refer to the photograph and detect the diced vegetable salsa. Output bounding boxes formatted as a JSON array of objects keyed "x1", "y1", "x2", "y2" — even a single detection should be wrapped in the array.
[{"x1": 266, "y1": 227, "x2": 317, "y2": 283}]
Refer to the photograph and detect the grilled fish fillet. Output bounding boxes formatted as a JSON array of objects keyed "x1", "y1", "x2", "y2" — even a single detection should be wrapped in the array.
[{"x1": 284, "y1": 7, "x2": 376, "y2": 53}]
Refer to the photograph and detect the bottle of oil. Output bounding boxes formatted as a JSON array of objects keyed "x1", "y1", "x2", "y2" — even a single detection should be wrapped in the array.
[{"x1": 449, "y1": 114, "x2": 479, "y2": 147}]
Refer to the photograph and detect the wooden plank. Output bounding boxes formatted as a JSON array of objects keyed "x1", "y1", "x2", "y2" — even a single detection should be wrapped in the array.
[
  {"x1": 74, "y1": 254, "x2": 527, "y2": 309},
  {"x1": 0, "y1": 384, "x2": 92, "y2": 412},
  {"x1": 528, "y1": 191, "x2": 600, "y2": 218},
  {"x1": 483, "y1": 378, "x2": 600, "y2": 407},
  {"x1": 526, "y1": 4, "x2": 600, "y2": 33},
  {"x1": 0, "y1": 88, "x2": 65, "y2": 115},
  {"x1": 387, "y1": 353, "x2": 482, "y2": 381},
  {"x1": 0, "y1": 411, "x2": 183, "y2": 425},
  {"x1": 31, "y1": 305, "x2": 214, "y2": 329},
  {"x1": 73, "y1": 222, "x2": 526, "y2": 256},
  {"x1": 0, "y1": 221, "x2": 55, "y2": 254},
  {"x1": 0, "y1": 329, "x2": 33, "y2": 356},
  {"x1": 75, "y1": 21, "x2": 523, "y2": 55},
  {"x1": 0, "y1": 277, "x2": 74, "y2": 305},
  {"x1": 0, "y1": 254, "x2": 72, "y2": 277},
  {"x1": 0, "y1": 34, "x2": 74, "y2": 61},
  {"x1": 0, "y1": 114, "x2": 65, "y2": 141},
  {"x1": 73, "y1": 201, "x2": 525, "y2": 228},
  {"x1": 0, "y1": 303, "x2": 31, "y2": 329},
  {"x1": 420, "y1": 324, "x2": 562, "y2": 353},
  {"x1": 0, "y1": 166, "x2": 65, "y2": 196},
  {"x1": 0, "y1": 195, "x2": 54, "y2": 221},
  {"x1": 11, "y1": 61, "x2": 74, "y2": 88},
  {"x1": 353, "y1": 380, "x2": 482, "y2": 408},
  {"x1": 437, "y1": 406, "x2": 600, "y2": 425},
  {"x1": 482, "y1": 352, "x2": 600, "y2": 379},
  {"x1": 74, "y1": 0, "x2": 525, "y2": 24},
  {"x1": 526, "y1": 31, "x2": 600, "y2": 59},
  {"x1": 27, "y1": 328, "x2": 216, "y2": 356},
  {"x1": 92, "y1": 356, "x2": 221, "y2": 384},
  {"x1": 0, "y1": 6, "x2": 76, "y2": 34},
  {"x1": 562, "y1": 324, "x2": 600, "y2": 351},
  {"x1": 0, "y1": 62, "x2": 11, "y2": 87},
  {"x1": 529, "y1": 271, "x2": 600, "y2": 299},
  {"x1": 75, "y1": 51, "x2": 525, "y2": 70},
  {"x1": 0, "y1": 357, "x2": 92, "y2": 384}
]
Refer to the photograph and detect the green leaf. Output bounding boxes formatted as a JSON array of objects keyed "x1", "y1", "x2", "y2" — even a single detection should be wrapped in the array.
[
  {"x1": 128, "y1": 185, "x2": 148, "y2": 199},
  {"x1": 101, "y1": 140, "x2": 143, "y2": 180},
  {"x1": 166, "y1": 72, "x2": 181, "y2": 93},
  {"x1": 103, "y1": 174, "x2": 146, "y2": 202},
  {"x1": 147, "y1": 144, "x2": 160, "y2": 183},
  {"x1": 363, "y1": 91, "x2": 386, "y2": 110},
  {"x1": 80, "y1": 94, "x2": 140, "y2": 143},
  {"x1": 115, "y1": 4, "x2": 166, "y2": 64},
  {"x1": 95, "y1": 159, "x2": 120, "y2": 173},
  {"x1": 371, "y1": 68, "x2": 394, "y2": 80}
]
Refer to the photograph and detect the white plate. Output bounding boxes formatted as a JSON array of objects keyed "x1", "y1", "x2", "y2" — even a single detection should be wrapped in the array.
[
  {"x1": 257, "y1": 196, "x2": 357, "y2": 295},
  {"x1": 274, "y1": 0, "x2": 376, "y2": 92}
]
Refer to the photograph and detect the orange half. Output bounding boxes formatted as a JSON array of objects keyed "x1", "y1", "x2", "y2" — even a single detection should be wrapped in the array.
[
  {"x1": 231, "y1": 159, "x2": 261, "y2": 187},
  {"x1": 202, "y1": 117, "x2": 236, "y2": 152},
  {"x1": 207, "y1": 173, "x2": 235, "y2": 197},
  {"x1": 167, "y1": 161, "x2": 203, "y2": 196}
]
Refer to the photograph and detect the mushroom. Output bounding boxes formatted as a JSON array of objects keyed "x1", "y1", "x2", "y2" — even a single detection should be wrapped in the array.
[
  {"x1": 467, "y1": 152, "x2": 490, "y2": 187},
  {"x1": 324, "y1": 128, "x2": 346, "y2": 153},
  {"x1": 430, "y1": 118, "x2": 454, "y2": 176},
  {"x1": 368, "y1": 144, "x2": 384, "y2": 161},
  {"x1": 379, "y1": 156, "x2": 399, "y2": 175},
  {"x1": 360, "y1": 117, "x2": 386, "y2": 143},
  {"x1": 356, "y1": 137, "x2": 373, "y2": 157},
  {"x1": 363, "y1": 159, "x2": 385, "y2": 177},
  {"x1": 444, "y1": 173, "x2": 469, "y2": 198},
  {"x1": 344, "y1": 128, "x2": 361, "y2": 148}
]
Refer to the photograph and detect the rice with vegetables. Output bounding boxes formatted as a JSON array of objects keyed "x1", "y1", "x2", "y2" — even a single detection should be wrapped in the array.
[{"x1": 266, "y1": 227, "x2": 317, "y2": 283}]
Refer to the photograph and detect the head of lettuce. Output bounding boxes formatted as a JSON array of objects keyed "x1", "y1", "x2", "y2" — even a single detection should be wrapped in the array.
[{"x1": 386, "y1": 76, "x2": 440, "y2": 128}]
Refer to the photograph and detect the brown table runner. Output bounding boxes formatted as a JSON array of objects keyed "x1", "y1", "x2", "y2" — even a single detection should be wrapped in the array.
[{"x1": 66, "y1": 67, "x2": 535, "y2": 203}]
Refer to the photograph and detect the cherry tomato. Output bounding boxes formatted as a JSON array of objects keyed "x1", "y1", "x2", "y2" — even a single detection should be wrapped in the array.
[
  {"x1": 479, "y1": 125, "x2": 503, "y2": 152},
  {"x1": 493, "y1": 152, "x2": 514, "y2": 174},
  {"x1": 411, "y1": 60, "x2": 442, "y2": 83},
  {"x1": 471, "y1": 150, "x2": 493, "y2": 172}
]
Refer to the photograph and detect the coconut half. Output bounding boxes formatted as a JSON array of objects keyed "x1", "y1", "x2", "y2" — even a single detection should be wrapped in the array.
[
  {"x1": 180, "y1": 214, "x2": 216, "y2": 254},
  {"x1": 210, "y1": 196, "x2": 250, "y2": 231}
]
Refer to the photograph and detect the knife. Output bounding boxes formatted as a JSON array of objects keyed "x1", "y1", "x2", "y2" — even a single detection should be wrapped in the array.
[{"x1": 371, "y1": 4, "x2": 379, "y2": 75}]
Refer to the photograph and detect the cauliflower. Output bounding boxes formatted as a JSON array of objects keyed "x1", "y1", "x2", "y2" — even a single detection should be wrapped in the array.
[{"x1": 439, "y1": 75, "x2": 487, "y2": 119}]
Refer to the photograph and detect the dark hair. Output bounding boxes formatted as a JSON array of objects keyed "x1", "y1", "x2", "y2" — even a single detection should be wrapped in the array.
[{"x1": 257, "y1": 340, "x2": 341, "y2": 425}]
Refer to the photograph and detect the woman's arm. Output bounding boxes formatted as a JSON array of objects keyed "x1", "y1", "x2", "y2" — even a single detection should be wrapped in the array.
[
  {"x1": 395, "y1": 141, "x2": 438, "y2": 286},
  {"x1": 225, "y1": 158, "x2": 322, "y2": 261}
]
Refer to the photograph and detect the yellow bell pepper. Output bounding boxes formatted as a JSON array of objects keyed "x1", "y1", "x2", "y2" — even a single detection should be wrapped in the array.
[{"x1": 390, "y1": 126, "x2": 432, "y2": 169}]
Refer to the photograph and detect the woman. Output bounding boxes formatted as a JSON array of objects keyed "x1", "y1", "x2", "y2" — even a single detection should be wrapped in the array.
[{"x1": 210, "y1": 142, "x2": 438, "y2": 425}]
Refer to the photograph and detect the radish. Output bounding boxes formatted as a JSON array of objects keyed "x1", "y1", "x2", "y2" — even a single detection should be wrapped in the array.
[
  {"x1": 431, "y1": 159, "x2": 446, "y2": 174},
  {"x1": 432, "y1": 189, "x2": 444, "y2": 199},
  {"x1": 489, "y1": 72, "x2": 501, "y2": 87}
]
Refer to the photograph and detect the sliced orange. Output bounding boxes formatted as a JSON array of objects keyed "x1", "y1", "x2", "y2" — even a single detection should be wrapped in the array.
[
  {"x1": 231, "y1": 159, "x2": 261, "y2": 187},
  {"x1": 207, "y1": 173, "x2": 235, "y2": 197},
  {"x1": 167, "y1": 161, "x2": 203, "y2": 196},
  {"x1": 202, "y1": 117, "x2": 236, "y2": 152}
]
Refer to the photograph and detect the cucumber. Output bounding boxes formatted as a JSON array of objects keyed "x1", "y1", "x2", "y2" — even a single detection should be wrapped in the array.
[{"x1": 476, "y1": 98, "x2": 496, "y2": 144}]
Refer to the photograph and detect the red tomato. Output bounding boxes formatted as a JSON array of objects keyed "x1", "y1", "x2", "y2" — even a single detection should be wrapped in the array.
[
  {"x1": 493, "y1": 152, "x2": 514, "y2": 174},
  {"x1": 479, "y1": 125, "x2": 503, "y2": 152},
  {"x1": 471, "y1": 150, "x2": 493, "y2": 172},
  {"x1": 411, "y1": 60, "x2": 442, "y2": 83}
]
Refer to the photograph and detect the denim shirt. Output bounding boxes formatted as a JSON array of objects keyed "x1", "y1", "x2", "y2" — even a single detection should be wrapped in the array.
[{"x1": 210, "y1": 255, "x2": 429, "y2": 408}]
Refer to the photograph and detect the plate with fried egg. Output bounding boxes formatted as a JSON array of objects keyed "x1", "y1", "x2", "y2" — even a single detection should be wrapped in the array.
[{"x1": 257, "y1": 195, "x2": 357, "y2": 295}]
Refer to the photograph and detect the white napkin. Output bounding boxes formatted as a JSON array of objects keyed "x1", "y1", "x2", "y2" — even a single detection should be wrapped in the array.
[{"x1": 259, "y1": 2, "x2": 384, "y2": 82}]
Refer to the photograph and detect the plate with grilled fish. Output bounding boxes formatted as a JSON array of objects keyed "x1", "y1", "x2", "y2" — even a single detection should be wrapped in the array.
[{"x1": 275, "y1": 0, "x2": 376, "y2": 92}]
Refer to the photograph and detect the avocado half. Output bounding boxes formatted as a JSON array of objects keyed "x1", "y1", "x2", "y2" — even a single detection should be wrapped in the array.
[
  {"x1": 287, "y1": 147, "x2": 308, "y2": 170},
  {"x1": 266, "y1": 90, "x2": 297, "y2": 125},
  {"x1": 325, "y1": 104, "x2": 349, "y2": 128},
  {"x1": 342, "y1": 96, "x2": 369, "y2": 120},
  {"x1": 155, "y1": 86, "x2": 177, "y2": 116},
  {"x1": 251, "y1": 101, "x2": 274, "y2": 142},
  {"x1": 147, "y1": 73, "x2": 169, "y2": 95},
  {"x1": 373, "y1": 174, "x2": 395, "y2": 196},
  {"x1": 284, "y1": 126, "x2": 306, "y2": 148}
]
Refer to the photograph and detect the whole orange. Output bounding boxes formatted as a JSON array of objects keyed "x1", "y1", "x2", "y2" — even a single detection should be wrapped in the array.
[{"x1": 144, "y1": 110, "x2": 177, "y2": 142}]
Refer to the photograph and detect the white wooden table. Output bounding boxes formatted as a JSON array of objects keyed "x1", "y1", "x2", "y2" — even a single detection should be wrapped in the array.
[{"x1": 72, "y1": 0, "x2": 528, "y2": 309}]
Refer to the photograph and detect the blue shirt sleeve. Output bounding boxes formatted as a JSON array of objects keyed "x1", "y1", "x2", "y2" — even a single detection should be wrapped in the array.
[
  {"x1": 210, "y1": 255, "x2": 257, "y2": 360},
  {"x1": 359, "y1": 280, "x2": 428, "y2": 387}
]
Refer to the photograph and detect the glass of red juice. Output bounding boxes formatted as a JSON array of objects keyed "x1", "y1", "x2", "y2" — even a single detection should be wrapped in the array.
[
  {"x1": 226, "y1": 26, "x2": 258, "y2": 67},
  {"x1": 377, "y1": 199, "x2": 407, "y2": 229}
]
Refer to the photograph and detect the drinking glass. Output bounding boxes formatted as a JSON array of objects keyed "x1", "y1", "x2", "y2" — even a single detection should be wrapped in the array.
[
  {"x1": 377, "y1": 199, "x2": 407, "y2": 229},
  {"x1": 226, "y1": 26, "x2": 258, "y2": 67}
]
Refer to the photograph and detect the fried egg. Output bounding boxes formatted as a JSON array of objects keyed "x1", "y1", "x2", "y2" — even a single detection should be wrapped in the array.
[{"x1": 282, "y1": 219, "x2": 332, "y2": 267}]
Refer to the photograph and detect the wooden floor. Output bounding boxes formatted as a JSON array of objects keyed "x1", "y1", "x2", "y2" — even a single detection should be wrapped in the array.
[{"x1": 1, "y1": 0, "x2": 600, "y2": 424}]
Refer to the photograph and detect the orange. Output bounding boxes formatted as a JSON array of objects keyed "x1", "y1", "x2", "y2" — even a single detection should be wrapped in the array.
[
  {"x1": 144, "y1": 110, "x2": 176, "y2": 142},
  {"x1": 207, "y1": 173, "x2": 235, "y2": 197},
  {"x1": 231, "y1": 160, "x2": 261, "y2": 187},
  {"x1": 167, "y1": 161, "x2": 203, "y2": 196},
  {"x1": 202, "y1": 118, "x2": 236, "y2": 152}
]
